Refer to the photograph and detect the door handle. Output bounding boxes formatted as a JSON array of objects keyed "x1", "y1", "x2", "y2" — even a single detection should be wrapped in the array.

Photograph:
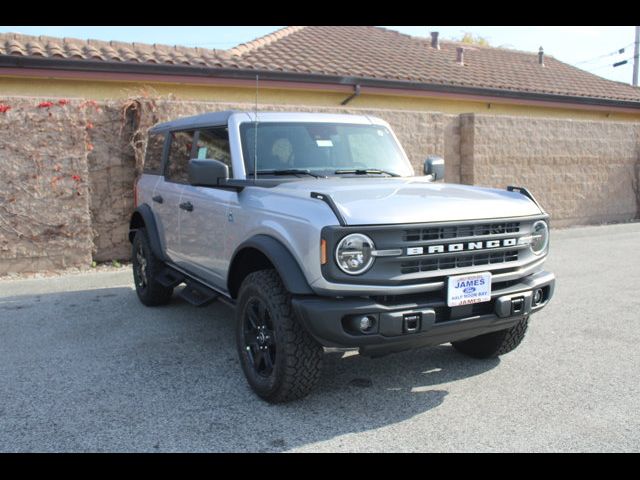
[
  {"x1": 179, "y1": 201, "x2": 194, "y2": 212},
  {"x1": 152, "y1": 195, "x2": 164, "y2": 204}
]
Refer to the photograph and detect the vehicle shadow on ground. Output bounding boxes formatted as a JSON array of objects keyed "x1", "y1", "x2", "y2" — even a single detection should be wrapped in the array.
[{"x1": 0, "y1": 286, "x2": 500, "y2": 452}]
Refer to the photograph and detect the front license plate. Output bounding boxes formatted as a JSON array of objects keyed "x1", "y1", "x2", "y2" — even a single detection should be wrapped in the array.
[{"x1": 447, "y1": 272, "x2": 492, "y2": 307}]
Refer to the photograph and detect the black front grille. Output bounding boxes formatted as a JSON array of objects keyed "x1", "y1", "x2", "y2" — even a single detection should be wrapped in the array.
[
  {"x1": 400, "y1": 250, "x2": 519, "y2": 274},
  {"x1": 403, "y1": 222, "x2": 520, "y2": 242}
]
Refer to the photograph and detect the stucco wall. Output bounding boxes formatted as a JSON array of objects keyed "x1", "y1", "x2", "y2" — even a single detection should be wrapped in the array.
[{"x1": 2, "y1": 76, "x2": 640, "y2": 123}]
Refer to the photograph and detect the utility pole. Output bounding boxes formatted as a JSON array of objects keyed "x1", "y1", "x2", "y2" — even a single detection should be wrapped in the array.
[{"x1": 634, "y1": 25, "x2": 639, "y2": 86}]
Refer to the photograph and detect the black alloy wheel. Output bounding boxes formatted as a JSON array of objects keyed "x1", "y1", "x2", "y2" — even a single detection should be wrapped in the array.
[
  {"x1": 134, "y1": 240, "x2": 148, "y2": 290},
  {"x1": 131, "y1": 229, "x2": 173, "y2": 306},
  {"x1": 242, "y1": 297, "x2": 277, "y2": 377},
  {"x1": 235, "y1": 269, "x2": 323, "y2": 403}
]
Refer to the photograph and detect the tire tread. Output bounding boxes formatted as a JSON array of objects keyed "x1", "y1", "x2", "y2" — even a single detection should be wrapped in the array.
[
  {"x1": 132, "y1": 229, "x2": 173, "y2": 306},
  {"x1": 452, "y1": 317, "x2": 529, "y2": 359},
  {"x1": 237, "y1": 269, "x2": 323, "y2": 403}
]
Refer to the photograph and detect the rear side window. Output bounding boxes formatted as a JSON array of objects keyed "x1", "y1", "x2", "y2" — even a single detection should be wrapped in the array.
[
  {"x1": 143, "y1": 132, "x2": 165, "y2": 174},
  {"x1": 165, "y1": 130, "x2": 195, "y2": 183},
  {"x1": 195, "y1": 127, "x2": 232, "y2": 176}
]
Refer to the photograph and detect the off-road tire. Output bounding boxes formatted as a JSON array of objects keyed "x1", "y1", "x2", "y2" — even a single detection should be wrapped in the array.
[
  {"x1": 132, "y1": 229, "x2": 173, "y2": 306},
  {"x1": 452, "y1": 317, "x2": 529, "y2": 359},
  {"x1": 236, "y1": 269, "x2": 323, "y2": 403}
]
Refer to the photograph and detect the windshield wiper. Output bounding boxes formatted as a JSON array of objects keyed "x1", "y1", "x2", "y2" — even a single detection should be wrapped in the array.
[
  {"x1": 250, "y1": 169, "x2": 323, "y2": 178},
  {"x1": 334, "y1": 169, "x2": 400, "y2": 177}
]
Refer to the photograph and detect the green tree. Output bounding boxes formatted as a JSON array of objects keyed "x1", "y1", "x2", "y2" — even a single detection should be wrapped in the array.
[{"x1": 458, "y1": 32, "x2": 490, "y2": 46}]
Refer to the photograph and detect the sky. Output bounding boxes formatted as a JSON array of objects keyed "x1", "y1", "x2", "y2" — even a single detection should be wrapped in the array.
[{"x1": 1, "y1": 26, "x2": 637, "y2": 85}]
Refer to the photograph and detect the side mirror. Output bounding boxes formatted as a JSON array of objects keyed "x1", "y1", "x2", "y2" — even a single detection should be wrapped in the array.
[
  {"x1": 424, "y1": 155, "x2": 445, "y2": 181},
  {"x1": 188, "y1": 159, "x2": 229, "y2": 187}
]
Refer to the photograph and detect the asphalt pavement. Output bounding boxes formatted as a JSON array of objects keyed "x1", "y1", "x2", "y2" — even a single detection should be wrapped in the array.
[{"x1": 1, "y1": 222, "x2": 639, "y2": 452}]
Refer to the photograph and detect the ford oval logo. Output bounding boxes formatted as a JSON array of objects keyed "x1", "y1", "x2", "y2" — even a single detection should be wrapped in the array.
[{"x1": 463, "y1": 286, "x2": 476, "y2": 294}]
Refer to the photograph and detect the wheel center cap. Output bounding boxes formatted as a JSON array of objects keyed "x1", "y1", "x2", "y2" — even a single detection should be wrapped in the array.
[{"x1": 257, "y1": 332, "x2": 267, "y2": 345}]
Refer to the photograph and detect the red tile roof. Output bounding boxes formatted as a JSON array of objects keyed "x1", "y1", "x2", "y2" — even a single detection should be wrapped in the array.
[
  {"x1": 0, "y1": 33, "x2": 231, "y2": 66},
  {"x1": 1, "y1": 26, "x2": 639, "y2": 105}
]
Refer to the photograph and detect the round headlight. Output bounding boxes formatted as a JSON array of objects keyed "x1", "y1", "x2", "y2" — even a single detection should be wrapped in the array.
[
  {"x1": 530, "y1": 220, "x2": 549, "y2": 255},
  {"x1": 335, "y1": 234, "x2": 375, "y2": 275}
]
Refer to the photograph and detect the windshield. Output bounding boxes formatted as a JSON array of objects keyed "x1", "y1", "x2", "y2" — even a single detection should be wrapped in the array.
[{"x1": 240, "y1": 122, "x2": 414, "y2": 177}]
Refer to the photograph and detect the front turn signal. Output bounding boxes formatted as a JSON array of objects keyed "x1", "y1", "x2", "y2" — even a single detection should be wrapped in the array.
[{"x1": 321, "y1": 239, "x2": 327, "y2": 265}]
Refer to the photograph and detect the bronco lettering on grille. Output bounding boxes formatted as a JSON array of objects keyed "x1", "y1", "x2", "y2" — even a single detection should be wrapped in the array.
[{"x1": 406, "y1": 238, "x2": 517, "y2": 256}]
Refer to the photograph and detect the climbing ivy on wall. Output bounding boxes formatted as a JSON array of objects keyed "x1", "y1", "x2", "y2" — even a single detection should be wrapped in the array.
[{"x1": 0, "y1": 98, "x2": 97, "y2": 271}]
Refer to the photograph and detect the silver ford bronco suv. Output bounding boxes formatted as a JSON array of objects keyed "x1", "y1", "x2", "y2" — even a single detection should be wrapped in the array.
[{"x1": 130, "y1": 111, "x2": 555, "y2": 403}]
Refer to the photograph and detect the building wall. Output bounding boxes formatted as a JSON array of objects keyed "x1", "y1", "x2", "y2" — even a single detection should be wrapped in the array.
[
  {"x1": 0, "y1": 98, "x2": 93, "y2": 274},
  {"x1": 84, "y1": 102, "x2": 139, "y2": 261},
  {"x1": 0, "y1": 95, "x2": 638, "y2": 275},
  {"x1": 460, "y1": 113, "x2": 640, "y2": 227}
]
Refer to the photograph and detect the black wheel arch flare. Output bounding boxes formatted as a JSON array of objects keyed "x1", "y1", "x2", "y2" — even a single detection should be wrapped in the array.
[
  {"x1": 129, "y1": 204, "x2": 167, "y2": 262},
  {"x1": 228, "y1": 235, "x2": 314, "y2": 298}
]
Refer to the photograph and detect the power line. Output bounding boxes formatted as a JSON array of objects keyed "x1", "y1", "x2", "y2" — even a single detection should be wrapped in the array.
[
  {"x1": 573, "y1": 42, "x2": 634, "y2": 66},
  {"x1": 588, "y1": 57, "x2": 633, "y2": 72},
  {"x1": 579, "y1": 43, "x2": 633, "y2": 64}
]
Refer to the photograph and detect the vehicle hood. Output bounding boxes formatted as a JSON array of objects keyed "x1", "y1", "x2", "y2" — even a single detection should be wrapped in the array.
[{"x1": 272, "y1": 177, "x2": 542, "y2": 224}]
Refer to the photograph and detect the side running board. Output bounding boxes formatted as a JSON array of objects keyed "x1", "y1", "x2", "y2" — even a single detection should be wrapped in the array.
[
  {"x1": 179, "y1": 280, "x2": 219, "y2": 307},
  {"x1": 154, "y1": 266, "x2": 220, "y2": 307},
  {"x1": 155, "y1": 268, "x2": 185, "y2": 289}
]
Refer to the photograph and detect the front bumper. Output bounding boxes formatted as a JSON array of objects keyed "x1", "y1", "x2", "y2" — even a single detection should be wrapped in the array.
[{"x1": 292, "y1": 270, "x2": 555, "y2": 357}]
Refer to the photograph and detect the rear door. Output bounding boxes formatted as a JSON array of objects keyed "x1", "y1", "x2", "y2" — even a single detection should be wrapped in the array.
[
  {"x1": 153, "y1": 129, "x2": 196, "y2": 262},
  {"x1": 138, "y1": 130, "x2": 165, "y2": 211},
  {"x1": 178, "y1": 126, "x2": 235, "y2": 289}
]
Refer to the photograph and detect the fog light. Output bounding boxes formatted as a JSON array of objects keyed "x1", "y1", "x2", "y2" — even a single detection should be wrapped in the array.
[
  {"x1": 357, "y1": 315, "x2": 374, "y2": 333},
  {"x1": 533, "y1": 288, "x2": 544, "y2": 306},
  {"x1": 342, "y1": 314, "x2": 378, "y2": 335}
]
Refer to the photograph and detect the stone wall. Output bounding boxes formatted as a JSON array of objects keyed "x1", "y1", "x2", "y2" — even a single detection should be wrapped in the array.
[
  {"x1": 444, "y1": 114, "x2": 462, "y2": 183},
  {"x1": 1, "y1": 95, "x2": 638, "y2": 275},
  {"x1": 460, "y1": 113, "x2": 640, "y2": 227},
  {"x1": 0, "y1": 98, "x2": 93, "y2": 273},
  {"x1": 85, "y1": 102, "x2": 138, "y2": 261}
]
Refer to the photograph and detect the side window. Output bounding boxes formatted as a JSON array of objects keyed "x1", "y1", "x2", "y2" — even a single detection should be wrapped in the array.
[
  {"x1": 165, "y1": 130, "x2": 195, "y2": 184},
  {"x1": 143, "y1": 132, "x2": 165, "y2": 174},
  {"x1": 196, "y1": 127, "x2": 232, "y2": 176}
]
